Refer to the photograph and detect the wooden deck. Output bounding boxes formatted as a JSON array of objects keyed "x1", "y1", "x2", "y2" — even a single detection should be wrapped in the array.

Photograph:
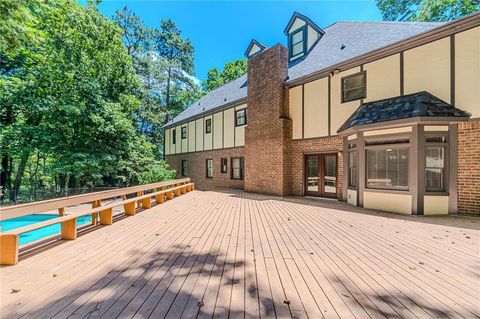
[{"x1": 1, "y1": 189, "x2": 479, "y2": 319}]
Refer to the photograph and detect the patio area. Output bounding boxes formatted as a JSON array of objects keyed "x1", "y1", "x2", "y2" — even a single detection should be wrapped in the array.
[{"x1": 1, "y1": 189, "x2": 479, "y2": 319}]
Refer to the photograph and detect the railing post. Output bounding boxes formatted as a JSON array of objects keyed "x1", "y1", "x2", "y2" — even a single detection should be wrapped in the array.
[
  {"x1": 0, "y1": 234, "x2": 19, "y2": 265},
  {"x1": 99, "y1": 208, "x2": 113, "y2": 225},
  {"x1": 61, "y1": 219, "x2": 77, "y2": 240},
  {"x1": 58, "y1": 207, "x2": 65, "y2": 216},
  {"x1": 124, "y1": 201, "x2": 136, "y2": 216}
]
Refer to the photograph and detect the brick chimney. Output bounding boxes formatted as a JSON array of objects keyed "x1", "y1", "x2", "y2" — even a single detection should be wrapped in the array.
[{"x1": 244, "y1": 44, "x2": 292, "y2": 196}]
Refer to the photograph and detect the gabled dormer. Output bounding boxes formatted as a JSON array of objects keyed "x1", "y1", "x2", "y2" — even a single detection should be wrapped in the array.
[
  {"x1": 284, "y1": 12, "x2": 324, "y2": 62},
  {"x1": 244, "y1": 39, "x2": 267, "y2": 59}
]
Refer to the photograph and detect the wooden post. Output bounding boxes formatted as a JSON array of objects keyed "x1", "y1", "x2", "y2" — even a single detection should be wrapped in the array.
[
  {"x1": 141, "y1": 196, "x2": 151, "y2": 209},
  {"x1": 99, "y1": 208, "x2": 113, "y2": 225},
  {"x1": 0, "y1": 234, "x2": 19, "y2": 265},
  {"x1": 181, "y1": 186, "x2": 187, "y2": 194},
  {"x1": 174, "y1": 188, "x2": 181, "y2": 197},
  {"x1": 61, "y1": 219, "x2": 77, "y2": 240},
  {"x1": 155, "y1": 193, "x2": 165, "y2": 204},
  {"x1": 124, "y1": 201, "x2": 136, "y2": 216},
  {"x1": 58, "y1": 207, "x2": 65, "y2": 216},
  {"x1": 91, "y1": 200, "x2": 101, "y2": 225},
  {"x1": 191, "y1": 183, "x2": 195, "y2": 190},
  {"x1": 166, "y1": 191, "x2": 174, "y2": 200}
]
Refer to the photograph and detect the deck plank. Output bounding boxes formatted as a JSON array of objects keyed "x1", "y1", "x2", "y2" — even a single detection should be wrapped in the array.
[{"x1": 1, "y1": 190, "x2": 478, "y2": 319}]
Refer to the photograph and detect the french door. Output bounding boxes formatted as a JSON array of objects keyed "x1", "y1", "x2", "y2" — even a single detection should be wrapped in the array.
[{"x1": 305, "y1": 153, "x2": 338, "y2": 198}]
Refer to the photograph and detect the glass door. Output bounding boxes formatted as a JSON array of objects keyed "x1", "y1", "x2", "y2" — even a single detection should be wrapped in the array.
[
  {"x1": 322, "y1": 154, "x2": 337, "y2": 197},
  {"x1": 305, "y1": 153, "x2": 337, "y2": 198},
  {"x1": 306, "y1": 155, "x2": 320, "y2": 196}
]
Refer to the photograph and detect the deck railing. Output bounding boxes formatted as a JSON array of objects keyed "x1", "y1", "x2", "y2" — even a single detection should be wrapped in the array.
[{"x1": 0, "y1": 178, "x2": 194, "y2": 265}]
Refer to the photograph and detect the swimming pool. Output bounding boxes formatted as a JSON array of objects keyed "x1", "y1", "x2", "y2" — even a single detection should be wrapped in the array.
[{"x1": 0, "y1": 214, "x2": 92, "y2": 245}]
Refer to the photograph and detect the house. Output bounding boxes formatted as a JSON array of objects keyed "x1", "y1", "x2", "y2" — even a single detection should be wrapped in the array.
[{"x1": 164, "y1": 11, "x2": 480, "y2": 216}]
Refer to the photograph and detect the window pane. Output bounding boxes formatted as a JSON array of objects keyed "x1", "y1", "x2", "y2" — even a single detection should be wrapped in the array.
[
  {"x1": 426, "y1": 147, "x2": 444, "y2": 168},
  {"x1": 306, "y1": 155, "x2": 319, "y2": 192},
  {"x1": 342, "y1": 73, "x2": 366, "y2": 102},
  {"x1": 232, "y1": 158, "x2": 243, "y2": 180},
  {"x1": 292, "y1": 30, "x2": 303, "y2": 44},
  {"x1": 292, "y1": 42, "x2": 303, "y2": 56},
  {"x1": 349, "y1": 152, "x2": 356, "y2": 187},
  {"x1": 344, "y1": 75, "x2": 364, "y2": 89},
  {"x1": 344, "y1": 88, "x2": 365, "y2": 101},
  {"x1": 426, "y1": 147, "x2": 445, "y2": 191},
  {"x1": 367, "y1": 148, "x2": 408, "y2": 189}
]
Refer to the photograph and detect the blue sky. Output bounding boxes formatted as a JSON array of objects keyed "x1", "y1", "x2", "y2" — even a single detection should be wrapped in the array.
[{"x1": 96, "y1": 1, "x2": 383, "y2": 81}]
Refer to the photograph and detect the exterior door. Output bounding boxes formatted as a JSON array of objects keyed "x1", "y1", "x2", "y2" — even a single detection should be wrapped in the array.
[{"x1": 305, "y1": 153, "x2": 338, "y2": 198}]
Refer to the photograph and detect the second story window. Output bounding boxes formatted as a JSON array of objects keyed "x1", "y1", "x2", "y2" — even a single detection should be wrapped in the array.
[
  {"x1": 172, "y1": 129, "x2": 176, "y2": 145},
  {"x1": 342, "y1": 72, "x2": 366, "y2": 103},
  {"x1": 235, "y1": 109, "x2": 247, "y2": 126},
  {"x1": 205, "y1": 118, "x2": 212, "y2": 134},
  {"x1": 181, "y1": 126, "x2": 187, "y2": 139},
  {"x1": 289, "y1": 27, "x2": 306, "y2": 60}
]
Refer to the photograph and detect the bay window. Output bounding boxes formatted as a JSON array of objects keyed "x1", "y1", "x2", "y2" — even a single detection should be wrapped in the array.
[
  {"x1": 425, "y1": 135, "x2": 447, "y2": 192},
  {"x1": 366, "y1": 147, "x2": 409, "y2": 190}
]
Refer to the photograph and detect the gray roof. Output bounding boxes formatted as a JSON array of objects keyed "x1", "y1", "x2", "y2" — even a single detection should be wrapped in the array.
[
  {"x1": 167, "y1": 20, "x2": 442, "y2": 128},
  {"x1": 287, "y1": 21, "x2": 442, "y2": 81},
  {"x1": 338, "y1": 91, "x2": 471, "y2": 132},
  {"x1": 167, "y1": 75, "x2": 248, "y2": 126}
]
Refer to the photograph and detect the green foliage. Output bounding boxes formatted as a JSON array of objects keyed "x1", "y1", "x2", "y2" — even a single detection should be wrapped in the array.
[
  {"x1": 0, "y1": 0, "x2": 177, "y2": 201},
  {"x1": 376, "y1": 0, "x2": 479, "y2": 21},
  {"x1": 113, "y1": 8, "x2": 201, "y2": 159},
  {"x1": 203, "y1": 59, "x2": 247, "y2": 92}
]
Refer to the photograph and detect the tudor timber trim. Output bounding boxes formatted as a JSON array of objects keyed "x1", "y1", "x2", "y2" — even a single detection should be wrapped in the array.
[{"x1": 286, "y1": 11, "x2": 480, "y2": 87}]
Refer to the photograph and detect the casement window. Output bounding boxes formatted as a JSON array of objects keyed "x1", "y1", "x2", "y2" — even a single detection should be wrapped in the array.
[
  {"x1": 205, "y1": 118, "x2": 212, "y2": 134},
  {"x1": 425, "y1": 135, "x2": 447, "y2": 192},
  {"x1": 181, "y1": 126, "x2": 187, "y2": 139},
  {"x1": 235, "y1": 109, "x2": 247, "y2": 127},
  {"x1": 342, "y1": 72, "x2": 366, "y2": 103},
  {"x1": 206, "y1": 159, "x2": 213, "y2": 178},
  {"x1": 221, "y1": 158, "x2": 228, "y2": 174},
  {"x1": 348, "y1": 151, "x2": 357, "y2": 187},
  {"x1": 231, "y1": 157, "x2": 244, "y2": 180},
  {"x1": 172, "y1": 129, "x2": 176, "y2": 145},
  {"x1": 366, "y1": 138, "x2": 409, "y2": 190},
  {"x1": 289, "y1": 26, "x2": 306, "y2": 60},
  {"x1": 181, "y1": 160, "x2": 188, "y2": 177}
]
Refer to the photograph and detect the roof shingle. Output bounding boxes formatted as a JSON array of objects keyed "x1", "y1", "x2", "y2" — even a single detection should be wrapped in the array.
[
  {"x1": 337, "y1": 91, "x2": 471, "y2": 132},
  {"x1": 167, "y1": 20, "x2": 442, "y2": 127}
]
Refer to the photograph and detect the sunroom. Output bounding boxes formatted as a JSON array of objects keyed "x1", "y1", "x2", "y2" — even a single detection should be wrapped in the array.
[{"x1": 338, "y1": 91, "x2": 470, "y2": 215}]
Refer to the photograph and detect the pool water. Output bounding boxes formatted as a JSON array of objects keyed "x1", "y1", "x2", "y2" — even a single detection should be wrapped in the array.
[{"x1": 0, "y1": 214, "x2": 92, "y2": 245}]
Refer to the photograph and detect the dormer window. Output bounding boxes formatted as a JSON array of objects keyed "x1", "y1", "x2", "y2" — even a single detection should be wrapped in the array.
[
  {"x1": 289, "y1": 26, "x2": 306, "y2": 60},
  {"x1": 284, "y1": 12, "x2": 324, "y2": 62}
]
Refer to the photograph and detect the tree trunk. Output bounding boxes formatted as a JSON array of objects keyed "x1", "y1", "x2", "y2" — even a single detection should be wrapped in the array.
[{"x1": 11, "y1": 150, "x2": 30, "y2": 201}]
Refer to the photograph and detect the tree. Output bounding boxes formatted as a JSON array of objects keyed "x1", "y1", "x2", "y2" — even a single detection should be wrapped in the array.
[
  {"x1": 0, "y1": 0, "x2": 177, "y2": 202},
  {"x1": 203, "y1": 59, "x2": 247, "y2": 92},
  {"x1": 114, "y1": 11, "x2": 201, "y2": 159},
  {"x1": 376, "y1": 0, "x2": 479, "y2": 21}
]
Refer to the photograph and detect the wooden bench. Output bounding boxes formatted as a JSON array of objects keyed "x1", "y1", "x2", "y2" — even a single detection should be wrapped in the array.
[{"x1": 0, "y1": 181, "x2": 195, "y2": 265}]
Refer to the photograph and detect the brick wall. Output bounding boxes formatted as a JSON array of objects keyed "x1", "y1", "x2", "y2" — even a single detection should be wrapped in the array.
[
  {"x1": 457, "y1": 119, "x2": 480, "y2": 215},
  {"x1": 290, "y1": 137, "x2": 344, "y2": 200},
  {"x1": 244, "y1": 44, "x2": 292, "y2": 196},
  {"x1": 165, "y1": 147, "x2": 245, "y2": 191}
]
